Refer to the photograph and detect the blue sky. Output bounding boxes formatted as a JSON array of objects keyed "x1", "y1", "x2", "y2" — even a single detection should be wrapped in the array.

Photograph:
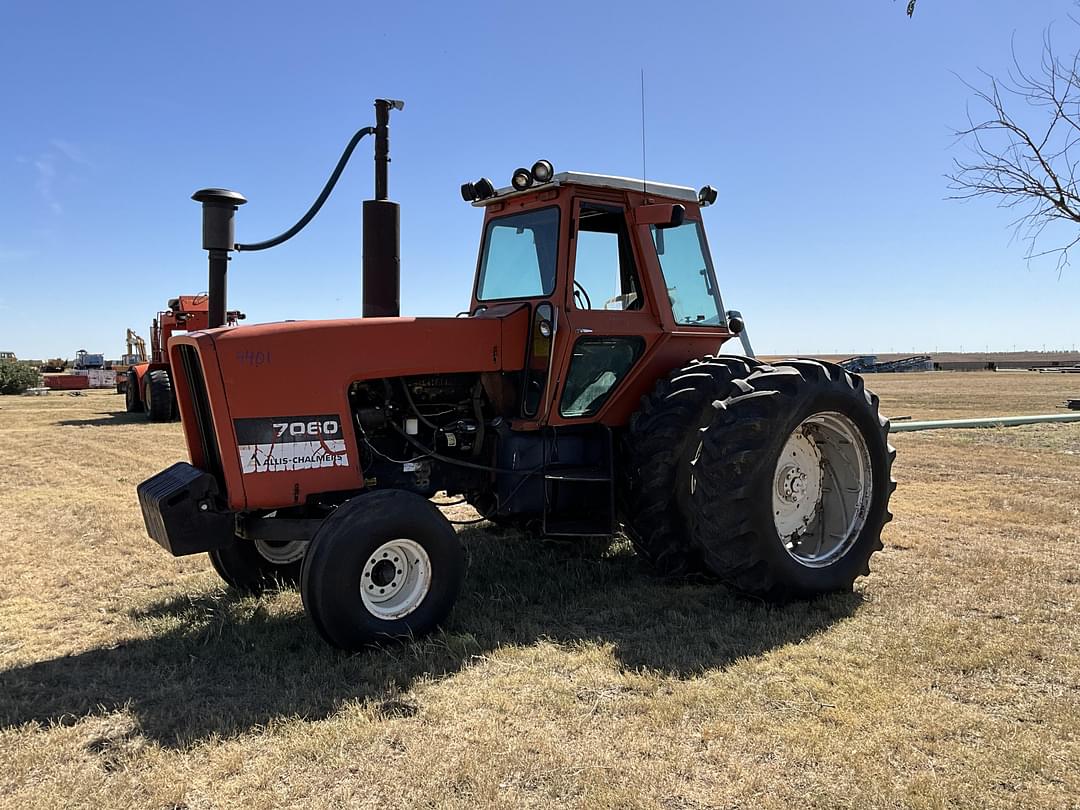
[{"x1": 2, "y1": 0, "x2": 1078, "y2": 359}]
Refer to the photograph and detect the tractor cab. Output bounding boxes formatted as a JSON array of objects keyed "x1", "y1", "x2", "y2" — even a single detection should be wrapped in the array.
[{"x1": 462, "y1": 168, "x2": 739, "y2": 428}]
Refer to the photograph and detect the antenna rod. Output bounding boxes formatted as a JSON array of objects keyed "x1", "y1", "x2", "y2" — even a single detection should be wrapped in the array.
[{"x1": 640, "y1": 69, "x2": 647, "y2": 195}]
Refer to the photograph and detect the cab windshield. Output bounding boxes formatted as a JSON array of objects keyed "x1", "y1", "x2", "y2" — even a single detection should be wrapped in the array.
[{"x1": 476, "y1": 207, "x2": 560, "y2": 301}]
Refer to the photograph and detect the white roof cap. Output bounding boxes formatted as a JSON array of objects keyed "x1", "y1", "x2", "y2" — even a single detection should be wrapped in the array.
[{"x1": 472, "y1": 171, "x2": 698, "y2": 206}]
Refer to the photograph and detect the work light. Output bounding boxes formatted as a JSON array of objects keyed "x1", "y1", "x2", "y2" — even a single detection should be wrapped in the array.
[
  {"x1": 461, "y1": 177, "x2": 497, "y2": 202},
  {"x1": 698, "y1": 185, "x2": 718, "y2": 207},
  {"x1": 511, "y1": 168, "x2": 534, "y2": 191},
  {"x1": 531, "y1": 160, "x2": 554, "y2": 183}
]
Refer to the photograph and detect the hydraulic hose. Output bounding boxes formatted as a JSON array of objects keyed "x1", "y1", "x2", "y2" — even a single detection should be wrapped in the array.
[{"x1": 235, "y1": 126, "x2": 376, "y2": 252}]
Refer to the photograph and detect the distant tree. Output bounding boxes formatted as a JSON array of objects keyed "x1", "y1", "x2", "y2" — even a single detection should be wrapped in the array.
[
  {"x1": 950, "y1": 24, "x2": 1080, "y2": 272},
  {"x1": 0, "y1": 359, "x2": 40, "y2": 395}
]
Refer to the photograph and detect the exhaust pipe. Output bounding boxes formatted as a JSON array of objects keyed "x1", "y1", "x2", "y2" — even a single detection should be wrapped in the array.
[{"x1": 363, "y1": 98, "x2": 403, "y2": 318}]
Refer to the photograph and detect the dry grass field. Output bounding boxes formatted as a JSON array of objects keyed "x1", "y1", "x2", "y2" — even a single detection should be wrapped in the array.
[{"x1": 1, "y1": 371, "x2": 1078, "y2": 809}]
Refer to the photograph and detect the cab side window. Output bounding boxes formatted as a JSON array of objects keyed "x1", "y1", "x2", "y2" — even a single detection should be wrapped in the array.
[{"x1": 572, "y1": 203, "x2": 644, "y2": 311}]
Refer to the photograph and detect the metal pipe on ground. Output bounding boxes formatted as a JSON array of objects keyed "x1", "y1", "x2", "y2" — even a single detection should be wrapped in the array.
[{"x1": 890, "y1": 413, "x2": 1080, "y2": 432}]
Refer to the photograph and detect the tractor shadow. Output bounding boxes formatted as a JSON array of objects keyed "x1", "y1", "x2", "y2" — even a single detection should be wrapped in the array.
[
  {"x1": 0, "y1": 528, "x2": 862, "y2": 747},
  {"x1": 56, "y1": 410, "x2": 149, "y2": 428}
]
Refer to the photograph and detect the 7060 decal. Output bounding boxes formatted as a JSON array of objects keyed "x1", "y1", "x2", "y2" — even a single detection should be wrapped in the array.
[
  {"x1": 272, "y1": 420, "x2": 340, "y2": 439},
  {"x1": 234, "y1": 414, "x2": 349, "y2": 474}
]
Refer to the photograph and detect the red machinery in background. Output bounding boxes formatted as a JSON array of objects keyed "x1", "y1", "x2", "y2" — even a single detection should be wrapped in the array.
[{"x1": 126, "y1": 295, "x2": 243, "y2": 421}]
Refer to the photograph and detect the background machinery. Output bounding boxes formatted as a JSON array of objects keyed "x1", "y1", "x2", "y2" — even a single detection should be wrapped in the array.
[
  {"x1": 115, "y1": 329, "x2": 147, "y2": 394},
  {"x1": 138, "y1": 99, "x2": 895, "y2": 650},
  {"x1": 125, "y1": 296, "x2": 243, "y2": 421}
]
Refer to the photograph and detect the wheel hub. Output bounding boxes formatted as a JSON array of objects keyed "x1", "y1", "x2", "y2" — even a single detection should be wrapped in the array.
[
  {"x1": 772, "y1": 428, "x2": 823, "y2": 539},
  {"x1": 360, "y1": 539, "x2": 432, "y2": 619},
  {"x1": 772, "y1": 412, "x2": 874, "y2": 568}
]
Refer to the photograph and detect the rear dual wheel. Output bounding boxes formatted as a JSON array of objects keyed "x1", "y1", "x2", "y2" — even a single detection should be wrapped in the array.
[
  {"x1": 621, "y1": 355, "x2": 760, "y2": 575},
  {"x1": 625, "y1": 358, "x2": 894, "y2": 598},
  {"x1": 125, "y1": 372, "x2": 142, "y2": 412}
]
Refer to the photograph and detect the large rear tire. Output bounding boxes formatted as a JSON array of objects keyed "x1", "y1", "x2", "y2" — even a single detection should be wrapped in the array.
[
  {"x1": 620, "y1": 355, "x2": 760, "y2": 575},
  {"x1": 208, "y1": 537, "x2": 305, "y2": 594},
  {"x1": 145, "y1": 369, "x2": 173, "y2": 422},
  {"x1": 687, "y1": 359, "x2": 895, "y2": 599},
  {"x1": 301, "y1": 490, "x2": 464, "y2": 650}
]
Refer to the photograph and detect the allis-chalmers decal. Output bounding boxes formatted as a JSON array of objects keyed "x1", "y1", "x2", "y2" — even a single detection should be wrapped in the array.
[{"x1": 234, "y1": 415, "x2": 350, "y2": 474}]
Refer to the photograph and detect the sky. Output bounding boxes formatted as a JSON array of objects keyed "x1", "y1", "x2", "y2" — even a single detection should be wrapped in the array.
[{"x1": 1, "y1": 0, "x2": 1078, "y2": 359}]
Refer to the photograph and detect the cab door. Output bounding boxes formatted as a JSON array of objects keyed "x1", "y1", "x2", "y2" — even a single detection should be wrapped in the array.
[{"x1": 549, "y1": 198, "x2": 663, "y2": 424}]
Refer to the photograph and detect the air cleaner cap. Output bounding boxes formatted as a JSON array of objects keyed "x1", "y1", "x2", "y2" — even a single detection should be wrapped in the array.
[
  {"x1": 192, "y1": 188, "x2": 248, "y2": 207},
  {"x1": 192, "y1": 188, "x2": 247, "y2": 251}
]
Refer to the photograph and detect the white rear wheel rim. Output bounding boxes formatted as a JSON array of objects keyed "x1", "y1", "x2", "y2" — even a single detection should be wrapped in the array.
[
  {"x1": 772, "y1": 411, "x2": 873, "y2": 568},
  {"x1": 360, "y1": 539, "x2": 432, "y2": 619}
]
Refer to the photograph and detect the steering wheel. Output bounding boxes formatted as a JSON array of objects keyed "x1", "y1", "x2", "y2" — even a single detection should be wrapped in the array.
[{"x1": 573, "y1": 280, "x2": 592, "y2": 310}]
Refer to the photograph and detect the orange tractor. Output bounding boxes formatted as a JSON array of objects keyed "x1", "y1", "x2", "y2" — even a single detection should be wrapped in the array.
[
  {"x1": 138, "y1": 99, "x2": 895, "y2": 650},
  {"x1": 125, "y1": 295, "x2": 243, "y2": 421}
]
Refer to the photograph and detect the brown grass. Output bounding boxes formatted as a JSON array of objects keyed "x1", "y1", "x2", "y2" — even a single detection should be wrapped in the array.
[{"x1": 1, "y1": 372, "x2": 1078, "y2": 809}]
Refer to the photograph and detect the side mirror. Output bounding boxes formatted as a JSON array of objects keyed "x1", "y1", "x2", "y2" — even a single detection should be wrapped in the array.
[{"x1": 634, "y1": 203, "x2": 685, "y2": 229}]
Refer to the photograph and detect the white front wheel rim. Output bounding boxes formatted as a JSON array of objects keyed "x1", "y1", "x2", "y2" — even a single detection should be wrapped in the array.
[
  {"x1": 254, "y1": 538, "x2": 307, "y2": 565},
  {"x1": 360, "y1": 539, "x2": 432, "y2": 620}
]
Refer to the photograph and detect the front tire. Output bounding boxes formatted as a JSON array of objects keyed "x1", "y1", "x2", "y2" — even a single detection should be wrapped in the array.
[
  {"x1": 208, "y1": 537, "x2": 305, "y2": 594},
  {"x1": 301, "y1": 490, "x2": 464, "y2": 650},
  {"x1": 687, "y1": 359, "x2": 895, "y2": 599}
]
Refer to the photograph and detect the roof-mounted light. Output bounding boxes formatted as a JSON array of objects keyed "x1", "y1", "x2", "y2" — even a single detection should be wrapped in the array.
[
  {"x1": 460, "y1": 177, "x2": 497, "y2": 202},
  {"x1": 698, "y1": 185, "x2": 718, "y2": 207},
  {"x1": 531, "y1": 159, "x2": 554, "y2": 183},
  {"x1": 511, "y1": 167, "x2": 534, "y2": 191}
]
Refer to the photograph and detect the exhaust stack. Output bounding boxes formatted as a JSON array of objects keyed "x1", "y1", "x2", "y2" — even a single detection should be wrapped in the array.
[{"x1": 363, "y1": 98, "x2": 404, "y2": 318}]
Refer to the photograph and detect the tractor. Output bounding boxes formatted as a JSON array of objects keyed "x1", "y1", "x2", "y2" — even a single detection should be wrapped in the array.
[
  {"x1": 125, "y1": 296, "x2": 243, "y2": 421},
  {"x1": 138, "y1": 99, "x2": 895, "y2": 651}
]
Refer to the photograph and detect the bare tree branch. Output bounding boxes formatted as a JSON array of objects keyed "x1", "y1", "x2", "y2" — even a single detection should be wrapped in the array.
[{"x1": 950, "y1": 21, "x2": 1080, "y2": 274}]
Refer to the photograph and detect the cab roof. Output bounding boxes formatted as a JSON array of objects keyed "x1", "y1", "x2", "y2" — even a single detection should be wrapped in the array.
[{"x1": 471, "y1": 171, "x2": 699, "y2": 206}]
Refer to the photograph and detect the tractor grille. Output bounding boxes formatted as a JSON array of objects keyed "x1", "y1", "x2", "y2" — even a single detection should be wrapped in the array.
[{"x1": 177, "y1": 345, "x2": 226, "y2": 496}]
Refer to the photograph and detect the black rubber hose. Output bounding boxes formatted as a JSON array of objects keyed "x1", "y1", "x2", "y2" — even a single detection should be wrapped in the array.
[
  {"x1": 235, "y1": 126, "x2": 376, "y2": 252},
  {"x1": 389, "y1": 421, "x2": 541, "y2": 477}
]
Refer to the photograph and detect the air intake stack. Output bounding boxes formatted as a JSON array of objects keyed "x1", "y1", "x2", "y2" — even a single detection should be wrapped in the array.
[{"x1": 191, "y1": 188, "x2": 247, "y2": 329}]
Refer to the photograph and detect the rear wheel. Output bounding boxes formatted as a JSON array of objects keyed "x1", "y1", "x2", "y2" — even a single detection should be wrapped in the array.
[
  {"x1": 145, "y1": 369, "x2": 173, "y2": 422},
  {"x1": 301, "y1": 490, "x2": 464, "y2": 650},
  {"x1": 620, "y1": 355, "x2": 760, "y2": 575},
  {"x1": 687, "y1": 359, "x2": 895, "y2": 599},
  {"x1": 208, "y1": 537, "x2": 305, "y2": 594},
  {"x1": 125, "y1": 372, "x2": 142, "y2": 412}
]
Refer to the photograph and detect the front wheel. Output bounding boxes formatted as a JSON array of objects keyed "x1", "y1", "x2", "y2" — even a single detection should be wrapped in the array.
[
  {"x1": 687, "y1": 359, "x2": 895, "y2": 599},
  {"x1": 301, "y1": 490, "x2": 464, "y2": 650}
]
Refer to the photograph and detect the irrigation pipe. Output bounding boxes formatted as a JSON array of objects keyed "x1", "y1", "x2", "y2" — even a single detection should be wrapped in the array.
[{"x1": 890, "y1": 413, "x2": 1080, "y2": 432}]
